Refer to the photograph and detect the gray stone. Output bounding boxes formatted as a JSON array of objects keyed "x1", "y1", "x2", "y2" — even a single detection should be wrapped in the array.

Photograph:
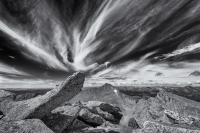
[
  {"x1": 78, "y1": 108, "x2": 105, "y2": 126},
  {"x1": 42, "y1": 104, "x2": 83, "y2": 133},
  {"x1": 0, "y1": 119, "x2": 54, "y2": 133},
  {"x1": 2, "y1": 72, "x2": 85, "y2": 121},
  {"x1": 84, "y1": 101, "x2": 123, "y2": 124}
]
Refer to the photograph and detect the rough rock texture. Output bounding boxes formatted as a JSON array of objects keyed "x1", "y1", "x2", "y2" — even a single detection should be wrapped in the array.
[
  {"x1": 0, "y1": 90, "x2": 14, "y2": 100},
  {"x1": 128, "y1": 117, "x2": 140, "y2": 129},
  {"x1": 138, "y1": 121, "x2": 200, "y2": 133},
  {"x1": 0, "y1": 111, "x2": 4, "y2": 119},
  {"x1": 67, "y1": 90, "x2": 200, "y2": 133},
  {"x1": 66, "y1": 118, "x2": 90, "y2": 133},
  {"x1": 42, "y1": 104, "x2": 83, "y2": 133},
  {"x1": 78, "y1": 108, "x2": 105, "y2": 126},
  {"x1": 0, "y1": 90, "x2": 15, "y2": 115},
  {"x1": 42, "y1": 101, "x2": 123, "y2": 133},
  {"x1": 157, "y1": 91, "x2": 200, "y2": 128},
  {"x1": 14, "y1": 92, "x2": 42, "y2": 101},
  {"x1": 70, "y1": 84, "x2": 120, "y2": 105},
  {"x1": 84, "y1": 101, "x2": 123, "y2": 124},
  {"x1": 95, "y1": 107, "x2": 115, "y2": 122},
  {"x1": 123, "y1": 90, "x2": 200, "y2": 129},
  {"x1": 82, "y1": 122, "x2": 133, "y2": 133},
  {"x1": 1, "y1": 72, "x2": 85, "y2": 121},
  {"x1": 131, "y1": 99, "x2": 154, "y2": 128},
  {"x1": 0, "y1": 119, "x2": 54, "y2": 133}
]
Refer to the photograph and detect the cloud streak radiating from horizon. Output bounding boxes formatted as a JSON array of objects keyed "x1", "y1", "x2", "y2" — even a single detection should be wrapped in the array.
[{"x1": 0, "y1": 0, "x2": 200, "y2": 87}]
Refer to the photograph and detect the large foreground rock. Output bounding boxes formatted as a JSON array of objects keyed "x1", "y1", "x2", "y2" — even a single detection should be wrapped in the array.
[
  {"x1": 0, "y1": 119, "x2": 54, "y2": 133},
  {"x1": 42, "y1": 104, "x2": 87, "y2": 133},
  {"x1": 42, "y1": 101, "x2": 123, "y2": 133},
  {"x1": 1, "y1": 72, "x2": 85, "y2": 121}
]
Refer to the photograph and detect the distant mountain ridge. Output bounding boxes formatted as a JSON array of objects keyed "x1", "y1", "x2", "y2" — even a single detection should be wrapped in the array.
[
  {"x1": 155, "y1": 72, "x2": 164, "y2": 76},
  {"x1": 70, "y1": 83, "x2": 135, "y2": 107},
  {"x1": 189, "y1": 70, "x2": 200, "y2": 76}
]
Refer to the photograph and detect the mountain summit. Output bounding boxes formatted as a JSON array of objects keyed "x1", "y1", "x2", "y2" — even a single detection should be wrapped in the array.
[
  {"x1": 155, "y1": 72, "x2": 164, "y2": 76},
  {"x1": 189, "y1": 70, "x2": 200, "y2": 76}
]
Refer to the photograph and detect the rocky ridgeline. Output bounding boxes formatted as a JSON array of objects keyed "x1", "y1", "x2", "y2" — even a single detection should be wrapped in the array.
[{"x1": 0, "y1": 73, "x2": 200, "y2": 133}]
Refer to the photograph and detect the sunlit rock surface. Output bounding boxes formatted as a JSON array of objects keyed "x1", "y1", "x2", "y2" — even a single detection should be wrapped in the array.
[
  {"x1": 0, "y1": 90, "x2": 15, "y2": 114},
  {"x1": 1, "y1": 72, "x2": 85, "y2": 121},
  {"x1": 157, "y1": 91, "x2": 200, "y2": 128},
  {"x1": 70, "y1": 83, "x2": 119, "y2": 104},
  {"x1": 0, "y1": 90, "x2": 14, "y2": 100},
  {"x1": 70, "y1": 83, "x2": 135, "y2": 108},
  {"x1": 0, "y1": 119, "x2": 54, "y2": 133}
]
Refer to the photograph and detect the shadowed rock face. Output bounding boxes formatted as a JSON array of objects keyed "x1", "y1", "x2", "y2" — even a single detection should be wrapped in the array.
[
  {"x1": 84, "y1": 101, "x2": 123, "y2": 124},
  {"x1": 42, "y1": 101, "x2": 123, "y2": 133},
  {"x1": 0, "y1": 119, "x2": 54, "y2": 133},
  {"x1": 0, "y1": 72, "x2": 85, "y2": 121},
  {"x1": 79, "y1": 108, "x2": 105, "y2": 126},
  {"x1": 42, "y1": 104, "x2": 84, "y2": 133}
]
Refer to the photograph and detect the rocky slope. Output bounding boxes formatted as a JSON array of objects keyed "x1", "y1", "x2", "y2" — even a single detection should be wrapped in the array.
[
  {"x1": 70, "y1": 83, "x2": 136, "y2": 106},
  {"x1": 118, "y1": 85, "x2": 200, "y2": 102},
  {"x1": 1, "y1": 73, "x2": 200, "y2": 132}
]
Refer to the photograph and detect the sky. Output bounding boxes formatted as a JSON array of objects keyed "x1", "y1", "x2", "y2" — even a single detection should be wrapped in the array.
[{"x1": 0, "y1": 0, "x2": 200, "y2": 88}]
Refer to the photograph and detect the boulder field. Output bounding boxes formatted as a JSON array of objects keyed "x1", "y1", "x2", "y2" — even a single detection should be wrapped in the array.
[{"x1": 1, "y1": 72, "x2": 200, "y2": 133}]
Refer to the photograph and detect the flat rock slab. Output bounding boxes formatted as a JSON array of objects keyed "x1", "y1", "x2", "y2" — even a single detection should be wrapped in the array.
[
  {"x1": 0, "y1": 119, "x2": 54, "y2": 133},
  {"x1": 1, "y1": 72, "x2": 85, "y2": 121}
]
